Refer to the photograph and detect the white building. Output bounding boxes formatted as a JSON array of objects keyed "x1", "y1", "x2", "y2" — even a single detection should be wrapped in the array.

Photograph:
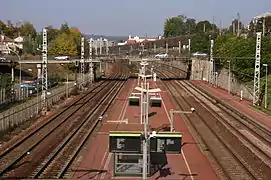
[
  {"x1": 117, "y1": 35, "x2": 158, "y2": 46},
  {"x1": 0, "y1": 35, "x2": 14, "y2": 54},
  {"x1": 0, "y1": 35, "x2": 24, "y2": 54},
  {"x1": 14, "y1": 36, "x2": 24, "y2": 49}
]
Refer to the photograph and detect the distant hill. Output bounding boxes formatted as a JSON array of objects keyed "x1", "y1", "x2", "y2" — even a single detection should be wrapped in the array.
[{"x1": 83, "y1": 34, "x2": 128, "y2": 41}]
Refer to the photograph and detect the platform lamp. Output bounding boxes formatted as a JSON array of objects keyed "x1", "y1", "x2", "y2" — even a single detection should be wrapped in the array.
[
  {"x1": 169, "y1": 108, "x2": 195, "y2": 132},
  {"x1": 227, "y1": 60, "x2": 231, "y2": 94},
  {"x1": 7, "y1": 46, "x2": 21, "y2": 100},
  {"x1": 263, "y1": 64, "x2": 268, "y2": 108},
  {"x1": 134, "y1": 85, "x2": 161, "y2": 180}
]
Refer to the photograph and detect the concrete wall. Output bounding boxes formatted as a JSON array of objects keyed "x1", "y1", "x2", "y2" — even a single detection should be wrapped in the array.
[{"x1": 190, "y1": 57, "x2": 253, "y2": 100}]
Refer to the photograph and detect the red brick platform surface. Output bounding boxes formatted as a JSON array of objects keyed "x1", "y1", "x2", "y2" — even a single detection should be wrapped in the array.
[
  {"x1": 71, "y1": 79, "x2": 218, "y2": 180},
  {"x1": 191, "y1": 80, "x2": 271, "y2": 130}
]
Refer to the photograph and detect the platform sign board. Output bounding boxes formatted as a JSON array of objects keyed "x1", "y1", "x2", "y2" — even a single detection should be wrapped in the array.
[
  {"x1": 150, "y1": 133, "x2": 182, "y2": 153},
  {"x1": 109, "y1": 132, "x2": 142, "y2": 153},
  {"x1": 109, "y1": 131, "x2": 182, "y2": 154}
]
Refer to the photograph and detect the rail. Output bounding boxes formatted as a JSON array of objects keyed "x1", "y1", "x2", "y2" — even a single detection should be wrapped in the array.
[
  {"x1": 158, "y1": 69, "x2": 271, "y2": 179},
  {"x1": 0, "y1": 63, "x2": 130, "y2": 178}
]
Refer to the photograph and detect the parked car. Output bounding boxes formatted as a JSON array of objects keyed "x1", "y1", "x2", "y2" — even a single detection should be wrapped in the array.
[
  {"x1": 0, "y1": 57, "x2": 6, "y2": 62},
  {"x1": 54, "y1": 56, "x2": 70, "y2": 60},
  {"x1": 155, "y1": 53, "x2": 168, "y2": 58},
  {"x1": 192, "y1": 52, "x2": 208, "y2": 57}
]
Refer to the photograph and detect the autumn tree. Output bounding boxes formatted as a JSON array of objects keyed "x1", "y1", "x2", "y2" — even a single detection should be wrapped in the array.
[{"x1": 48, "y1": 33, "x2": 78, "y2": 56}]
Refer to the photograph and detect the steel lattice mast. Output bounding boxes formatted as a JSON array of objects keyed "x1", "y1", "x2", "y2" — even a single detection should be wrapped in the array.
[
  {"x1": 89, "y1": 38, "x2": 94, "y2": 83},
  {"x1": 253, "y1": 32, "x2": 262, "y2": 105},
  {"x1": 41, "y1": 28, "x2": 48, "y2": 111},
  {"x1": 209, "y1": 39, "x2": 214, "y2": 84}
]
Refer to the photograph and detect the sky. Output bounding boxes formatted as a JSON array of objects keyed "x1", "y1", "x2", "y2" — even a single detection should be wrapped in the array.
[{"x1": 1, "y1": 0, "x2": 271, "y2": 36}]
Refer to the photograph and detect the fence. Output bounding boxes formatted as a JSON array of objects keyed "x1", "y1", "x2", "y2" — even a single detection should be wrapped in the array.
[{"x1": 0, "y1": 74, "x2": 91, "y2": 133}]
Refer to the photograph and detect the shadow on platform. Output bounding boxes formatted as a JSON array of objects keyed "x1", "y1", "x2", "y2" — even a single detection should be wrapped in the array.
[
  {"x1": 150, "y1": 152, "x2": 168, "y2": 177},
  {"x1": 181, "y1": 141, "x2": 199, "y2": 148},
  {"x1": 150, "y1": 124, "x2": 170, "y2": 132},
  {"x1": 148, "y1": 111, "x2": 157, "y2": 118},
  {"x1": 70, "y1": 168, "x2": 107, "y2": 179},
  {"x1": 179, "y1": 173, "x2": 198, "y2": 179}
]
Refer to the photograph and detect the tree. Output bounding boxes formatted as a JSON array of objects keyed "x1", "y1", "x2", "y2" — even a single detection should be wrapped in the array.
[
  {"x1": 69, "y1": 27, "x2": 82, "y2": 56},
  {"x1": 0, "y1": 20, "x2": 6, "y2": 33},
  {"x1": 20, "y1": 22, "x2": 36, "y2": 38},
  {"x1": 164, "y1": 17, "x2": 183, "y2": 37},
  {"x1": 184, "y1": 18, "x2": 197, "y2": 35},
  {"x1": 1, "y1": 21, "x2": 18, "y2": 38},
  {"x1": 196, "y1": 21, "x2": 212, "y2": 34},
  {"x1": 48, "y1": 33, "x2": 78, "y2": 56},
  {"x1": 213, "y1": 35, "x2": 271, "y2": 81},
  {"x1": 191, "y1": 34, "x2": 210, "y2": 53},
  {"x1": 45, "y1": 25, "x2": 60, "y2": 43},
  {"x1": 60, "y1": 23, "x2": 70, "y2": 34}
]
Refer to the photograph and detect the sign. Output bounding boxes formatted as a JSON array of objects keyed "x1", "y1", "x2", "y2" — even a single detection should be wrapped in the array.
[
  {"x1": 109, "y1": 133, "x2": 142, "y2": 152},
  {"x1": 150, "y1": 133, "x2": 182, "y2": 153},
  {"x1": 109, "y1": 132, "x2": 182, "y2": 154}
]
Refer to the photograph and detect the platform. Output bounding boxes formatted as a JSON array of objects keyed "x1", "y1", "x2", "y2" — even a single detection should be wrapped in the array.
[
  {"x1": 71, "y1": 79, "x2": 218, "y2": 180},
  {"x1": 191, "y1": 80, "x2": 271, "y2": 130}
]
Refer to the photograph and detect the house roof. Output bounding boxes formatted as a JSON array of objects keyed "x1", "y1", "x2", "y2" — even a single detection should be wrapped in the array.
[
  {"x1": 254, "y1": 12, "x2": 271, "y2": 19},
  {"x1": 14, "y1": 36, "x2": 24, "y2": 43},
  {"x1": 127, "y1": 39, "x2": 136, "y2": 44},
  {"x1": 0, "y1": 35, "x2": 14, "y2": 42}
]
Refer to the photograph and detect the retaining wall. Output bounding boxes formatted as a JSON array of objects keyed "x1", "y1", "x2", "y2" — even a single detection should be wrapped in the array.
[{"x1": 190, "y1": 57, "x2": 253, "y2": 100}]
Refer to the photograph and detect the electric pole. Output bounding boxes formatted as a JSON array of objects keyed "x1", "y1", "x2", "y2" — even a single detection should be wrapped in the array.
[{"x1": 41, "y1": 28, "x2": 48, "y2": 112}]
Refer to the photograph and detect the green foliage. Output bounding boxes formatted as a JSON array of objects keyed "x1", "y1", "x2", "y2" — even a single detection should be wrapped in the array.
[
  {"x1": 0, "y1": 74, "x2": 13, "y2": 99},
  {"x1": 63, "y1": 63, "x2": 77, "y2": 72},
  {"x1": 20, "y1": 22, "x2": 36, "y2": 38},
  {"x1": 164, "y1": 17, "x2": 183, "y2": 37},
  {"x1": 1, "y1": 20, "x2": 83, "y2": 56},
  {"x1": 45, "y1": 25, "x2": 60, "y2": 43},
  {"x1": 163, "y1": 15, "x2": 218, "y2": 38},
  {"x1": 60, "y1": 23, "x2": 70, "y2": 34},
  {"x1": 191, "y1": 34, "x2": 210, "y2": 54},
  {"x1": 214, "y1": 35, "x2": 271, "y2": 82}
]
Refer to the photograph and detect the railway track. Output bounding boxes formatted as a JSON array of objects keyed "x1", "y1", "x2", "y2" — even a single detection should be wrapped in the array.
[
  {"x1": 0, "y1": 62, "x2": 130, "y2": 179},
  {"x1": 156, "y1": 70, "x2": 271, "y2": 180}
]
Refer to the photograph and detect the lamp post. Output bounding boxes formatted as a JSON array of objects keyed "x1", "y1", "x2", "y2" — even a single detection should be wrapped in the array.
[
  {"x1": 227, "y1": 60, "x2": 231, "y2": 94},
  {"x1": 7, "y1": 47, "x2": 21, "y2": 100},
  {"x1": 134, "y1": 59, "x2": 161, "y2": 179},
  {"x1": 169, "y1": 108, "x2": 195, "y2": 132},
  {"x1": 263, "y1": 64, "x2": 268, "y2": 108}
]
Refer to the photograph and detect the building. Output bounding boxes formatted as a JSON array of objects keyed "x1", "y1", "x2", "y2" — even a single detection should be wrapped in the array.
[
  {"x1": 249, "y1": 12, "x2": 271, "y2": 34},
  {"x1": 0, "y1": 35, "x2": 24, "y2": 54},
  {"x1": 117, "y1": 35, "x2": 159, "y2": 46},
  {"x1": 14, "y1": 36, "x2": 24, "y2": 49},
  {"x1": 0, "y1": 35, "x2": 15, "y2": 54},
  {"x1": 252, "y1": 12, "x2": 271, "y2": 23}
]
